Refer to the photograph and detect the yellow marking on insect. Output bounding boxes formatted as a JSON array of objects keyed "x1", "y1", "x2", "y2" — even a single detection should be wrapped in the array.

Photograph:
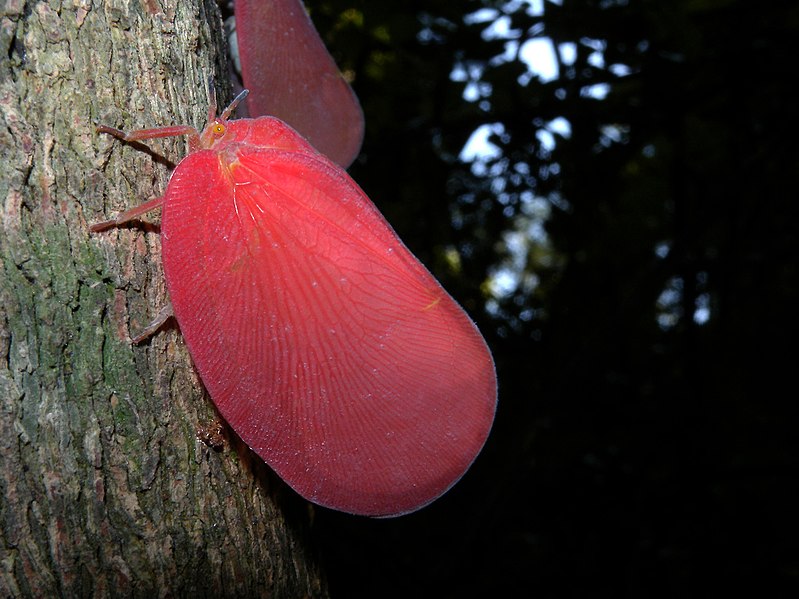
[{"x1": 423, "y1": 296, "x2": 442, "y2": 311}]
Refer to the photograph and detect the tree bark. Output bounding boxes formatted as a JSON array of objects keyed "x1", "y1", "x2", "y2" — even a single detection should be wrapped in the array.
[{"x1": 0, "y1": 1, "x2": 327, "y2": 596}]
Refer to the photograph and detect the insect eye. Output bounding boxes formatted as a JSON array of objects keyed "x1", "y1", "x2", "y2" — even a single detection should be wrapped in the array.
[{"x1": 213, "y1": 123, "x2": 226, "y2": 136}]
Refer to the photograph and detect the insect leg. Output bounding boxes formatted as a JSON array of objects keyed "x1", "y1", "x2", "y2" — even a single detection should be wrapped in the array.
[
  {"x1": 130, "y1": 303, "x2": 174, "y2": 345},
  {"x1": 97, "y1": 124, "x2": 202, "y2": 151},
  {"x1": 90, "y1": 195, "x2": 165, "y2": 232}
]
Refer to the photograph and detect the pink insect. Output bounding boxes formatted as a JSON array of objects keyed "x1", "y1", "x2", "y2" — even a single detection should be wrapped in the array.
[
  {"x1": 92, "y1": 88, "x2": 497, "y2": 517},
  {"x1": 235, "y1": 0, "x2": 364, "y2": 167}
]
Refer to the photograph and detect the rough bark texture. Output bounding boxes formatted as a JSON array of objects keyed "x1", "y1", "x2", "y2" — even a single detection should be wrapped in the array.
[{"x1": 0, "y1": 1, "x2": 327, "y2": 596}]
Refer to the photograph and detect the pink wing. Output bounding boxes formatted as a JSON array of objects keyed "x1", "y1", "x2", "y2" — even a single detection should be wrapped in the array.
[
  {"x1": 160, "y1": 118, "x2": 496, "y2": 516},
  {"x1": 236, "y1": 0, "x2": 364, "y2": 168}
]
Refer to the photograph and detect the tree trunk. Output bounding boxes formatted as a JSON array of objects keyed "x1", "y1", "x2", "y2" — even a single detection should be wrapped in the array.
[{"x1": 0, "y1": 1, "x2": 327, "y2": 596}]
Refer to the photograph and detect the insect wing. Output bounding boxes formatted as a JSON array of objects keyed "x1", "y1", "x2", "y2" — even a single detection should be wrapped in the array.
[
  {"x1": 161, "y1": 120, "x2": 496, "y2": 516},
  {"x1": 236, "y1": 0, "x2": 364, "y2": 167}
]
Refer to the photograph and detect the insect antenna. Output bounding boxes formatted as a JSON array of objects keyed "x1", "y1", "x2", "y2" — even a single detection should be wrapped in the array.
[
  {"x1": 207, "y1": 77, "x2": 218, "y2": 124},
  {"x1": 219, "y1": 89, "x2": 249, "y2": 122}
]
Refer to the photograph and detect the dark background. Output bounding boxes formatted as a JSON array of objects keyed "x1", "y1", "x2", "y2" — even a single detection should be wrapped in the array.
[{"x1": 297, "y1": 1, "x2": 798, "y2": 596}]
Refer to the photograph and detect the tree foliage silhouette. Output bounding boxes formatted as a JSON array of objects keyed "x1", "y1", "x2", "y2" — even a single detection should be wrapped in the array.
[{"x1": 311, "y1": 1, "x2": 799, "y2": 596}]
